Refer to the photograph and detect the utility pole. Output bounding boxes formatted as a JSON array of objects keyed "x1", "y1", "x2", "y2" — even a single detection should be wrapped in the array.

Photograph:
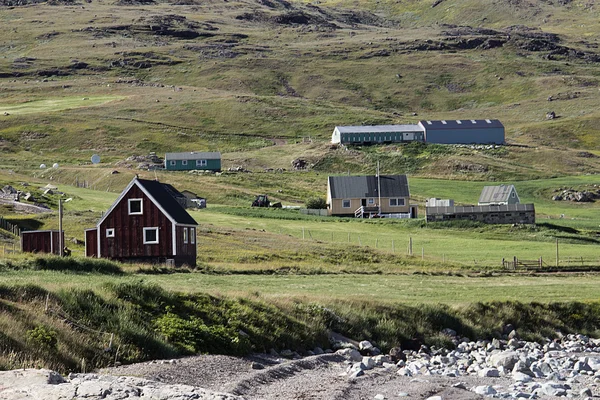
[{"x1": 58, "y1": 199, "x2": 63, "y2": 257}]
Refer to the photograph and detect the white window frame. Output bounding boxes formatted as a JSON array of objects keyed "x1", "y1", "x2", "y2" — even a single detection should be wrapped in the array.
[
  {"x1": 190, "y1": 228, "x2": 195, "y2": 244},
  {"x1": 196, "y1": 159, "x2": 207, "y2": 167},
  {"x1": 128, "y1": 198, "x2": 143, "y2": 215},
  {"x1": 183, "y1": 227, "x2": 188, "y2": 244},
  {"x1": 368, "y1": 198, "x2": 375, "y2": 205},
  {"x1": 143, "y1": 227, "x2": 159, "y2": 244},
  {"x1": 170, "y1": 160, "x2": 176, "y2": 166},
  {"x1": 342, "y1": 199, "x2": 351, "y2": 208},
  {"x1": 182, "y1": 160, "x2": 188, "y2": 166},
  {"x1": 389, "y1": 198, "x2": 406, "y2": 207},
  {"x1": 106, "y1": 228, "x2": 115, "y2": 238}
]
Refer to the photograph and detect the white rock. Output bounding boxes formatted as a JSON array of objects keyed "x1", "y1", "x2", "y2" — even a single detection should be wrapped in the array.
[
  {"x1": 474, "y1": 385, "x2": 497, "y2": 395},
  {"x1": 478, "y1": 368, "x2": 500, "y2": 378},
  {"x1": 359, "y1": 340, "x2": 374, "y2": 351},
  {"x1": 490, "y1": 351, "x2": 520, "y2": 370},
  {"x1": 513, "y1": 371, "x2": 533, "y2": 382},
  {"x1": 337, "y1": 348, "x2": 363, "y2": 362},
  {"x1": 373, "y1": 394, "x2": 385, "y2": 400}
]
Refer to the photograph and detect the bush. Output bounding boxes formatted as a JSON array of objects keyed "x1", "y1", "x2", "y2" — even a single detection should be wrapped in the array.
[
  {"x1": 305, "y1": 197, "x2": 327, "y2": 209},
  {"x1": 27, "y1": 325, "x2": 57, "y2": 351}
]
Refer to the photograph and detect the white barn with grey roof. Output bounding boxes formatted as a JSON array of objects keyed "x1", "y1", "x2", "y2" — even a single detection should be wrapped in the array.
[{"x1": 331, "y1": 125, "x2": 424, "y2": 145}]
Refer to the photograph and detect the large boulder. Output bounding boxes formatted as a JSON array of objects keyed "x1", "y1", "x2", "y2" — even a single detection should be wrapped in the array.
[{"x1": 489, "y1": 351, "x2": 520, "y2": 370}]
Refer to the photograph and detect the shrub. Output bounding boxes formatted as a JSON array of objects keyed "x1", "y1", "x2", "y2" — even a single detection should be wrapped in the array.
[
  {"x1": 305, "y1": 197, "x2": 327, "y2": 209},
  {"x1": 27, "y1": 325, "x2": 57, "y2": 351}
]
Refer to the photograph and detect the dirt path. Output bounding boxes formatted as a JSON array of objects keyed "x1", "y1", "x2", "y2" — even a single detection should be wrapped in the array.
[{"x1": 101, "y1": 353, "x2": 497, "y2": 400}]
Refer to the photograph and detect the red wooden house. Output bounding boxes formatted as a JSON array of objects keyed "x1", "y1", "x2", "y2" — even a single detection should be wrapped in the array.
[{"x1": 85, "y1": 177, "x2": 198, "y2": 266}]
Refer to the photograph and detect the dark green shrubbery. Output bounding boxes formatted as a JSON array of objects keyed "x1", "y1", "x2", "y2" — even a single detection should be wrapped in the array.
[{"x1": 305, "y1": 197, "x2": 327, "y2": 209}]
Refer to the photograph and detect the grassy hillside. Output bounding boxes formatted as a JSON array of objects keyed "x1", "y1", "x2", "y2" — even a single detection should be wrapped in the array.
[{"x1": 1, "y1": 0, "x2": 600, "y2": 179}]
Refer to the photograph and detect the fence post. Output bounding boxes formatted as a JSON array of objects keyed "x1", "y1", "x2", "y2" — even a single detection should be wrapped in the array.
[
  {"x1": 376, "y1": 238, "x2": 378, "y2": 248},
  {"x1": 539, "y1": 257, "x2": 542, "y2": 268},
  {"x1": 302, "y1": 227, "x2": 305, "y2": 240},
  {"x1": 358, "y1": 236, "x2": 362, "y2": 246},
  {"x1": 392, "y1": 240, "x2": 395, "y2": 253},
  {"x1": 421, "y1": 247, "x2": 424, "y2": 261},
  {"x1": 409, "y1": 237, "x2": 413, "y2": 256},
  {"x1": 513, "y1": 256, "x2": 517, "y2": 269},
  {"x1": 556, "y1": 238, "x2": 559, "y2": 267}
]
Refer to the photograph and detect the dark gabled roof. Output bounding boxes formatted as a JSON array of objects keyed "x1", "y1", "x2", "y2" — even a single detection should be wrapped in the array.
[
  {"x1": 478, "y1": 185, "x2": 517, "y2": 204},
  {"x1": 419, "y1": 119, "x2": 504, "y2": 130},
  {"x1": 328, "y1": 175, "x2": 409, "y2": 199},
  {"x1": 136, "y1": 179, "x2": 198, "y2": 225}
]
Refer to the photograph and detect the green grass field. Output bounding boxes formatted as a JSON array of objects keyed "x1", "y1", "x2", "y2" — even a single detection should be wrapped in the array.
[{"x1": 0, "y1": 96, "x2": 124, "y2": 115}]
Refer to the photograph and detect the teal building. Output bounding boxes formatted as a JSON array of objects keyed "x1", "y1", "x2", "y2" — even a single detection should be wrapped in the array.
[{"x1": 164, "y1": 152, "x2": 221, "y2": 172}]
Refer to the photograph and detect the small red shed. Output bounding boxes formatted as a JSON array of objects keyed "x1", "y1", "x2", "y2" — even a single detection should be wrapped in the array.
[
  {"x1": 85, "y1": 177, "x2": 198, "y2": 266},
  {"x1": 21, "y1": 230, "x2": 64, "y2": 255}
]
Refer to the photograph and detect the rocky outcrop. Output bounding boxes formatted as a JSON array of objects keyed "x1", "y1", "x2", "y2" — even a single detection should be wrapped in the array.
[
  {"x1": 0, "y1": 369, "x2": 243, "y2": 400},
  {"x1": 552, "y1": 188, "x2": 600, "y2": 202}
]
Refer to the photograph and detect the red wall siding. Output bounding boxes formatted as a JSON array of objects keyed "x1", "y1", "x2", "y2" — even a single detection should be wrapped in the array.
[
  {"x1": 99, "y1": 185, "x2": 173, "y2": 259},
  {"x1": 21, "y1": 231, "x2": 62, "y2": 255},
  {"x1": 85, "y1": 229, "x2": 98, "y2": 257},
  {"x1": 175, "y1": 225, "x2": 197, "y2": 266}
]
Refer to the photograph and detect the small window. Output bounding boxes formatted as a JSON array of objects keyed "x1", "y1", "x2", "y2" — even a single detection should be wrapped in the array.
[
  {"x1": 368, "y1": 198, "x2": 375, "y2": 205},
  {"x1": 106, "y1": 228, "x2": 115, "y2": 238},
  {"x1": 342, "y1": 199, "x2": 351, "y2": 208},
  {"x1": 182, "y1": 160, "x2": 188, "y2": 166},
  {"x1": 512, "y1": 192, "x2": 516, "y2": 198},
  {"x1": 196, "y1": 159, "x2": 207, "y2": 167},
  {"x1": 128, "y1": 199, "x2": 143, "y2": 215},
  {"x1": 190, "y1": 228, "x2": 195, "y2": 244},
  {"x1": 143, "y1": 227, "x2": 159, "y2": 244},
  {"x1": 169, "y1": 160, "x2": 176, "y2": 166},
  {"x1": 389, "y1": 198, "x2": 406, "y2": 207},
  {"x1": 183, "y1": 227, "x2": 188, "y2": 244}
]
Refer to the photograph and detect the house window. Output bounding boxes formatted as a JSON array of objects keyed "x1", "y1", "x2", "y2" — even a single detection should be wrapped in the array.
[
  {"x1": 368, "y1": 198, "x2": 375, "y2": 205},
  {"x1": 128, "y1": 199, "x2": 143, "y2": 215},
  {"x1": 170, "y1": 160, "x2": 176, "y2": 166},
  {"x1": 143, "y1": 227, "x2": 159, "y2": 244},
  {"x1": 106, "y1": 228, "x2": 115, "y2": 238},
  {"x1": 196, "y1": 159, "x2": 207, "y2": 167},
  {"x1": 182, "y1": 160, "x2": 188, "y2": 166},
  {"x1": 190, "y1": 228, "x2": 195, "y2": 244},
  {"x1": 183, "y1": 227, "x2": 188, "y2": 244},
  {"x1": 389, "y1": 198, "x2": 406, "y2": 207},
  {"x1": 342, "y1": 199, "x2": 351, "y2": 208},
  {"x1": 511, "y1": 192, "x2": 515, "y2": 198}
]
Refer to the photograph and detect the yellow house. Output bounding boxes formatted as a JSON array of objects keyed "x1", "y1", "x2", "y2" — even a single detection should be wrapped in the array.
[{"x1": 326, "y1": 175, "x2": 417, "y2": 218}]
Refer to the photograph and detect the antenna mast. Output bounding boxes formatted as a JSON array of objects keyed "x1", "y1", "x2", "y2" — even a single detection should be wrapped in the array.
[{"x1": 377, "y1": 161, "x2": 381, "y2": 216}]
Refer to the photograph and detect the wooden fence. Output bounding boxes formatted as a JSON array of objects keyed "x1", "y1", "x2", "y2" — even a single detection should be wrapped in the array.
[
  {"x1": 0, "y1": 217, "x2": 20, "y2": 236},
  {"x1": 502, "y1": 257, "x2": 544, "y2": 270}
]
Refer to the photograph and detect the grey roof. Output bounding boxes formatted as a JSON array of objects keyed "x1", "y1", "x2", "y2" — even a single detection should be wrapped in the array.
[
  {"x1": 328, "y1": 175, "x2": 409, "y2": 199},
  {"x1": 419, "y1": 119, "x2": 504, "y2": 130},
  {"x1": 478, "y1": 185, "x2": 517, "y2": 204},
  {"x1": 427, "y1": 204, "x2": 534, "y2": 215},
  {"x1": 165, "y1": 151, "x2": 221, "y2": 161},
  {"x1": 335, "y1": 125, "x2": 423, "y2": 134}
]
